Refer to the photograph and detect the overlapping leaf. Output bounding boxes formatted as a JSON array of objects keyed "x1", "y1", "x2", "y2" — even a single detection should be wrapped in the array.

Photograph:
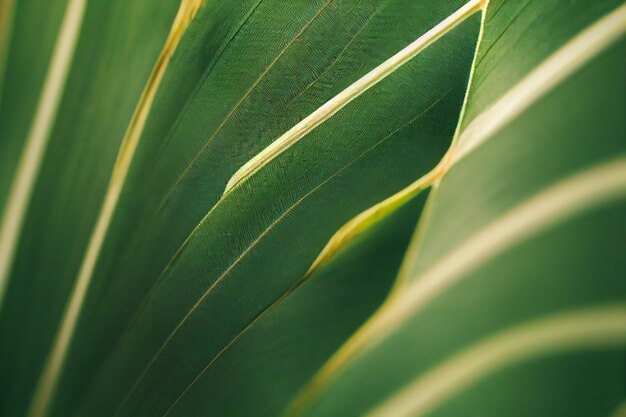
[
  {"x1": 1, "y1": 0, "x2": 623, "y2": 416},
  {"x1": 1, "y1": 0, "x2": 480, "y2": 416},
  {"x1": 285, "y1": 1, "x2": 626, "y2": 416},
  {"x1": 72, "y1": 4, "x2": 478, "y2": 417}
]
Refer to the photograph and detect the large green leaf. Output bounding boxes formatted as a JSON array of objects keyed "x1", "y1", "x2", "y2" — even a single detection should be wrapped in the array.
[
  {"x1": 285, "y1": 1, "x2": 626, "y2": 416},
  {"x1": 1, "y1": 0, "x2": 480, "y2": 416},
  {"x1": 1, "y1": 0, "x2": 623, "y2": 416},
  {"x1": 72, "y1": 6, "x2": 479, "y2": 417}
]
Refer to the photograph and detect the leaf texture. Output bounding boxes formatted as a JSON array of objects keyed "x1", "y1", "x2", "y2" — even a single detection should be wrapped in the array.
[
  {"x1": 285, "y1": 1, "x2": 626, "y2": 416},
  {"x1": 1, "y1": 0, "x2": 622, "y2": 416},
  {"x1": 0, "y1": 1, "x2": 182, "y2": 416},
  {"x1": 73, "y1": 6, "x2": 479, "y2": 417}
]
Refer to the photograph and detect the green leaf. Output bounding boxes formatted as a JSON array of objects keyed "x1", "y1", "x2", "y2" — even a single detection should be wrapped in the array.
[
  {"x1": 286, "y1": 1, "x2": 626, "y2": 416},
  {"x1": 69, "y1": 4, "x2": 479, "y2": 417},
  {"x1": 2, "y1": 0, "x2": 623, "y2": 416}
]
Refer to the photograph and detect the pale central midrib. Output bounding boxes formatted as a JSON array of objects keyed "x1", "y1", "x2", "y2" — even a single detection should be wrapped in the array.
[
  {"x1": 0, "y1": 0, "x2": 87, "y2": 312},
  {"x1": 365, "y1": 306, "x2": 626, "y2": 417},
  {"x1": 24, "y1": 2, "x2": 204, "y2": 417},
  {"x1": 224, "y1": 0, "x2": 484, "y2": 193}
]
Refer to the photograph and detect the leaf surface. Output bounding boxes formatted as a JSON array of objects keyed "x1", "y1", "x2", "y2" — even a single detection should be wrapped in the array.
[
  {"x1": 165, "y1": 192, "x2": 428, "y2": 417},
  {"x1": 73, "y1": 3, "x2": 480, "y2": 415},
  {"x1": 286, "y1": 1, "x2": 626, "y2": 416}
]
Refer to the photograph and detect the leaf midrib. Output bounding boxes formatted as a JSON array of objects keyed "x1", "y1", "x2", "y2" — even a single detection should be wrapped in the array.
[{"x1": 364, "y1": 306, "x2": 626, "y2": 417}]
